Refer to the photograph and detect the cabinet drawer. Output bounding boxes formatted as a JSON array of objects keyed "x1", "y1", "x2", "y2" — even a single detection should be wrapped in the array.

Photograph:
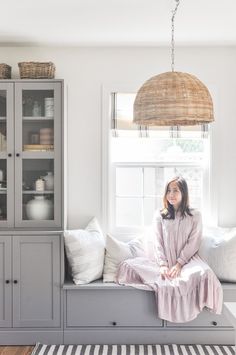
[
  {"x1": 66, "y1": 289, "x2": 163, "y2": 327},
  {"x1": 167, "y1": 309, "x2": 232, "y2": 328}
]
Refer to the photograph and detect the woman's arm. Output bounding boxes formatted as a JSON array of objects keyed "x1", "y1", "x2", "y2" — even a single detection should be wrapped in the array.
[
  {"x1": 153, "y1": 212, "x2": 168, "y2": 267},
  {"x1": 177, "y1": 211, "x2": 202, "y2": 266}
]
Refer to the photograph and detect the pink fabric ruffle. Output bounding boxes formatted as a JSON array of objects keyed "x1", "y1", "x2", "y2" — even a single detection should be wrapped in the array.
[{"x1": 116, "y1": 256, "x2": 223, "y2": 323}]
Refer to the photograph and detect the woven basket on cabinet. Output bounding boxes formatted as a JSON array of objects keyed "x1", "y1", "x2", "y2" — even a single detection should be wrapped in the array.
[
  {"x1": 18, "y1": 62, "x2": 55, "y2": 79},
  {"x1": 0, "y1": 64, "x2": 12, "y2": 79}
]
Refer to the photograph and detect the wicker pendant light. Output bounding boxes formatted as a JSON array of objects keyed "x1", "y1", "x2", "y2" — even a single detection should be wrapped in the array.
[{"x1": 133, "y1": 0, "x2": 214, "y2": 126}]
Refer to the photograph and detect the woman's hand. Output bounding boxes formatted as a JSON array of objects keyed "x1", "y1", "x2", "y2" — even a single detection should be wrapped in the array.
[
  {"x1": 168, "y1": 262, "x2": 182, "y2": 279},
  {"x1": 159, "y1": 266, "x2": 170, "y2": 280}
]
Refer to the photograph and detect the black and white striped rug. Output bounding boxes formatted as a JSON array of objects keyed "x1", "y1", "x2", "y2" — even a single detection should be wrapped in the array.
[{"x1": 31, "y1": 344, "x2": 235, "y2": 355}]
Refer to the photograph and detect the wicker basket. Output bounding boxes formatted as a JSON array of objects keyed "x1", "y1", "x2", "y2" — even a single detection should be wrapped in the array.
[
  {"x1": 18, "y1": 62, "x2": 55, "y2": 79},
  {"x1": 0, "y1": 64, "x2": 12, "y2": 79}
]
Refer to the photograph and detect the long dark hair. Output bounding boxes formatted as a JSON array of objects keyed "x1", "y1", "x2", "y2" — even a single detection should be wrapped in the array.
[{"x1": 161, "y1": 176, "x2": 193, "y2": 219}]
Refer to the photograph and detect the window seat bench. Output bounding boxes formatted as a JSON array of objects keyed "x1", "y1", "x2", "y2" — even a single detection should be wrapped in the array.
[{"x1": 63, "y1": 280, "x2": 236, "y2": 345}]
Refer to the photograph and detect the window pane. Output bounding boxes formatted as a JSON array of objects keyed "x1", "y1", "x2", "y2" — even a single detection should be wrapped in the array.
[
  {"x1": 144, "y1": 197, "x2": 156, "y2": 225},
  {"x1": 111, "y1": 137, "x2": 205, "y2": 163},
  {"x1": 163, "y1": 167, "x2": 203, "y2": 210},
  {"x1": 116, "y1": 197, "x2": 142, "y2": 226},
  {"x1": 176, "y1": 167, "x2": 203, "y2": 209},
  {"x1": 116, "y1": 167, "x2": 142, "y2": 196},
  {"x1": 144, "y1": 168, "x2": 156, "y2": 195}
]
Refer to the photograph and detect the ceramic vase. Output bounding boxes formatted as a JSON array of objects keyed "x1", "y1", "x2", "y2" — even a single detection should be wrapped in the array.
[
  {"x1": 43, "y1": 172, "x2": 54, "y2": 190},
  {"x1": 44, "y1": 98, "x2": 54, "y2": 117},
  {"x1": 35, "y1": 177, "x2": 45, "y2": 192},
  {"x1": 26, "y1": 196, "x2": 53, "y2": 220}
]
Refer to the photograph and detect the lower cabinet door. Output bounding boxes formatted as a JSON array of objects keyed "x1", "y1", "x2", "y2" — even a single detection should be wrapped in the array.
[
  {"x1": 12, "y1": 235, "x2": 61, "y2": 328},
  {"x1": 66, "y1": 289, "x2": 163, "y2": 327},
  {"x1": 0, "y1": 236, "x2": 11, "y2": 327}
]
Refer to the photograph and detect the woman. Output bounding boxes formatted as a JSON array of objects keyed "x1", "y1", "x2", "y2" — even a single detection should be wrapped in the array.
[{"x1": 116, "y1": 176, "x2": 223, "y2": 323}]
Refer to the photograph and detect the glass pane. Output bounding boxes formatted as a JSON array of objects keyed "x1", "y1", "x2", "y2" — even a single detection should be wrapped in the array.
[
  {"x1": 162, "y1": 167, "x2": 203, "y2": 210},
  {"x1": 111, "y1": 137, "x2": 205, "y2": 163},
  {"x1": 116, "y1": 167, "x2": 142, "y2": 196},
  {"x1": 22, "y1": 90, "x2": 54, "y2": 118},
  {"x1": 22, "y1": 159, "x2": 54, "y2": 221},
  {"x1": 0, "y1": 91, "x2": 7, "y2": 153},
  {"x1": 144, "y1": 167, "x2": 159, "y2": 196},
  {"x1": 22, "y1": 90, "x2": 54, "y2": 152},
  {"x1": 116, "y1": 197, "x2": 142, "y2": 226},
  {"x1": 144, "y1": 197, "x2": 156, "y2": 225},
  {"x1": 176, "y1": 167, "x2": 203, "y2": 209},
  {"x1": 22, "y1": 120, "x2": 54, "y2": 152},
  {"x1": 0, "y1": 159, "x2": 7, "y2": 220},
  {"x1": 0, "y1": 91, "x2": 6, "y2": 117}
]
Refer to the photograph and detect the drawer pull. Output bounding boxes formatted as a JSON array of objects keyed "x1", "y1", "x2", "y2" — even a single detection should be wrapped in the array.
[
  {"x1": 211, "y1": 321, "x2": 217, "y2": 326},
  {"x1": 112, "y1": 321, "x2": 117, "y2": 326}
]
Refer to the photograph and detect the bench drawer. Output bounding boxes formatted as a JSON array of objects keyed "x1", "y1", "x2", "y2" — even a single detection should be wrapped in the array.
[
  {"x1": 65, "y1": 289, "x2": 163, "y2": 327},
  {"x1": 167, "y1": 309, "x2": 232, "y2": 328}
]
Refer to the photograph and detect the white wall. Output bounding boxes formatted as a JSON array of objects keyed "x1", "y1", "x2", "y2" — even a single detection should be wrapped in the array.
[{"x1": 0, "y1": 46, "x2": 235, "y2": 228}]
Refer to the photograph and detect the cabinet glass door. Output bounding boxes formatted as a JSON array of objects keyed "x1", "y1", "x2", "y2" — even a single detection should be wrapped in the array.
[
  {"x1": 0, "y1": 84, "x2": 14, "y2": 228},
  {"x1": 15, "y1": 82, "x2": 62, "y2": 228}
]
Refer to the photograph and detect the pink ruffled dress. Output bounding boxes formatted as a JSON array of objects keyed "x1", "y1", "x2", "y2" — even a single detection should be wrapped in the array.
[{"x1": 116, "y1": 210, "x2": 223, "y2": 323}]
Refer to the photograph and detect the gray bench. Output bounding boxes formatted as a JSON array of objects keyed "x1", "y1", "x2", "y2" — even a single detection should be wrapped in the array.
[
  {"x1": 223, "y1": 303, "x2": 236, "y2": 354},
  {"x1": 63, "y1": 280, "x2": 236, "y2": 345}
]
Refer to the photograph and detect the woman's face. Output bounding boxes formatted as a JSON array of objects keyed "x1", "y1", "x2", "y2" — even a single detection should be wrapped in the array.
[{"x1": 166, "y1": 181, "x2": 182, "y2": 210}]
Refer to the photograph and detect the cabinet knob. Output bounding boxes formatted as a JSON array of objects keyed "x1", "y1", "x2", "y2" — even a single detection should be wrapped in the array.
[
  {"x1": 13, "y1": 280, "x2": 18, "y2": 284},
  {"x1": 5, "y1": 280, "x2": 10, "y2": 284},
  {"x1": 112, "y1": 321, "x2": 117, "y2": 326},
  {"x1": 8, "y1": 153, "x2": 12, "y2": 157},
  {"x1": 212, "y1": 321, "x2": 217, "y2": 326},
  {"x1": 16, "y1": 153, "x2": 20, "y2": 157}
]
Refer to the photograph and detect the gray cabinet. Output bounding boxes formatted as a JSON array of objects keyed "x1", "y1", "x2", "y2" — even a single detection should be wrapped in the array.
[
  {"x1": 0, "y1": 80, "x2": 63, "y2": 229},
  {"x1": 0, "y1": 234, "x2": 61, "y2": 328},
  {"x1": 0, "y1": 80, "x2": 63, "y2": 344},
  {"x1": 0, "y1": 236, "x2": 11, "y2": 327}
]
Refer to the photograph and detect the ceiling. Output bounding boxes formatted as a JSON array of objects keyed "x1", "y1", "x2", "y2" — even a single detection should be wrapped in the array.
[{"x1": 1, "y1": 0, "x2": 236, "y2": 46}]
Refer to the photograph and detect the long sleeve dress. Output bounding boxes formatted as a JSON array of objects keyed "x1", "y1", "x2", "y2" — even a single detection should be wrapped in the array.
[{"x1": 116, "y1": 209, "x2": 223, "y2": 323}]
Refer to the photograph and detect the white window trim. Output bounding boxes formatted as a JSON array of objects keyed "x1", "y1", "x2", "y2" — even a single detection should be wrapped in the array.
[{"x1": 101, "y1": 83, "x2": 217, "y2": 238}]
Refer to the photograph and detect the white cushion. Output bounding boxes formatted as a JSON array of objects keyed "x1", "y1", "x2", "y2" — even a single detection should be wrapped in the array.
[
  {"x1": 64, "y1": 217, "x2": 105, "y2": 285},
  {"x1": 199, "y1": 226, "x2": 236, "y2": 282},
  {"x1": 103, "y1": 234, "x2": 146, "y2": 283}
]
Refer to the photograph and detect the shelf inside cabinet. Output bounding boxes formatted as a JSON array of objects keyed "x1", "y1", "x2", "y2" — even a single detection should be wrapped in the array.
[
  {"x1": 23, "y1": 190, "x2": 54, "y2": 194},
  {"x1": 23, "y1": 116, "x2": 54, "y2": 121},
  {"x1": 0, "y1": 117, "x2": 6, "y2": 121},
  {"x1": 22, "y1": 151, "x2": 54, "y2": 159}
]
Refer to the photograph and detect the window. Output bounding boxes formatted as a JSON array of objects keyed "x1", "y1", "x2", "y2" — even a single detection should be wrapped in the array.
[{"x1": 105, "y1": 92, "x2": 211, "y2": 235}]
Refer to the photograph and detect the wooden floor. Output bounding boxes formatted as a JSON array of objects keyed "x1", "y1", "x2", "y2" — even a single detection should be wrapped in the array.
[{"x1": 0, "y1": 347, "x2": 34, "y2": 355}]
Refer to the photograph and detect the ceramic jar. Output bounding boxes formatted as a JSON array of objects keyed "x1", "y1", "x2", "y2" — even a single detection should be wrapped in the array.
[
  {"x1": 35, "y1": 177, "x2": 45, "y2": 192},
  {"x1": 40, "y1": 128, "x2": 54, "y2": 144},
  {"x1": 32, "y1": 101, "x2": 41, "y2": 116},
  {"x1": 43, "y1": 172, "x2": 54, "y2": 190},
  {"x1": 26, "y1": 196, "x2": 53, "y2": 220},
  {"x1": 44, "y1": 98, "x2": 54, "y2": 117}
]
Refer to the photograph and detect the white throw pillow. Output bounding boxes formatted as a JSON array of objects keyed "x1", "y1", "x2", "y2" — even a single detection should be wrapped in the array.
[
  {"x1": 64, "y1": 217, "x2": 105, "y2": 285},
  {"x1": 103, "y1": 234, "x2": 146, "y2": 283},
  {"x1": 199, "y1": 226, "x2": 236, "y2": 282}
]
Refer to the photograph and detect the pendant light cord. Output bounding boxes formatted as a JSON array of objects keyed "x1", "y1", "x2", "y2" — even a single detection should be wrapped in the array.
[{"x1": 171, "y1": 0, "x2": 180, "y2": 72}]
